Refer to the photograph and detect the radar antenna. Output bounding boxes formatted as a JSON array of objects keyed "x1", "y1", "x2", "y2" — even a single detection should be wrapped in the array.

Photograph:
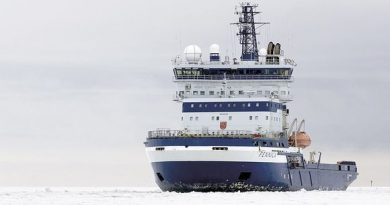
[{"x1": 232, "y1": 2, "x2": 269, "y2": 61}]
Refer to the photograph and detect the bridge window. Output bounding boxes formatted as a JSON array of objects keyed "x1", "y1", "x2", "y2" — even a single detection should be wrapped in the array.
[
  {"x1": 265, "y1": 91, "x2": 270, "y2": 95},
  {"x1": 214, "y1": 104, "x2": 217, "y2": 108},
  {"x1": 249, "y1": 116, "x2": 253, "y2": 120},
  {"x1": 193, "y1": 91, "x2": 198, "y2": 95},
  {"x1": 204, "y1": 104, "x2": 208, "y2": 108},
  {"x1": 266, "y1": 116, "x2": 269, "y2": 120},
  {"x1": 195, "y1": 117, "x2": 199, "y2": 121},
  {"x1": 239, "y1": 90, "x2": 244, "y2": 95},
  {"x1": 190, "y1": 117, "x2": 193, "y2": 121},
  {"x1": 233, "y1": 103, "x2": 236, "y2": 107},
  {"x1": 281, "y1": 91, "x2": 286, "y2": 95},
  {"x1": 229, "y1": 116, "x2": 232, "y2": 120},
  {"x1": 256, "y1": 103, "x2": 259, "y2": 107},
  {"x1": 242, "y1": 103, "x2": 246, "y2": 108},
  {"x1": 221, "y1": 91, "x2": 225, "y2": 95},
  {"x1": 255, "y1": 116, "x2": 259, "y2": 120},
  {"x1": 181, "y1": 117, "x2": 183, "y2": 121},
  {"x1": 209, "y1": 91, "x2": 214, "y2": 95},
  {"x1": 248, "y1": 103, "x2": 251, "y2": 107},
  {"x1": 191, "y1": 104, "x2": 194, "y2": 108},
  {"x1": 216, "y1": 116, "x2": 220, "y2": 120},
  {"x1": 257, "y1": 91, "x2": 262, "y2": 95},
  {"x1": 230, "y1": 91, "x2": 235, "y2": 95},
  {"x1": 199, "y1": 104, "x2": 202, "y2": 108},
  {"x1": 266, "y1": 103, "x2": 269, "y2": 107},
  {"x1": 200, "y1": 91, "x2": 205, "y2": 95},
  {"x1": 227, "y1": 104, "x2": 231, "y2": 107},
  {"x1": 212, "y1": 116, "x2": 215, "y2": 120}
]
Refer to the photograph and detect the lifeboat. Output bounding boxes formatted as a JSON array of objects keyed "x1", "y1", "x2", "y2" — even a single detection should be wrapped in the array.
[{"x1": 289, "y1": 131, "x2": 311, "y2": 149}]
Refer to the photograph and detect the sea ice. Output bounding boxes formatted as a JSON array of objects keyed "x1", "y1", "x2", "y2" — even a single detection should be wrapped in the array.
[{"x1": 0, "y1": 187, "x2": 389, "y2": 205}]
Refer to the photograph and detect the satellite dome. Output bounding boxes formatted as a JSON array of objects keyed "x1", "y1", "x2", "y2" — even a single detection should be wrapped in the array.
[
  {"x1": 184, "y1": 45, "x2": 202, "y2": 64},
  {"x1": 209, "y1": 44, "x2": 220, "y2": 54},
  {"x1": 259, "y1": 48, "x2": 267, "y2": 56}
]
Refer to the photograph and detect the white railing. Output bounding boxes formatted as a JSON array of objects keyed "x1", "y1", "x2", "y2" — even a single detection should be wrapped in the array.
[
  {"x1": 172, "y1": 93, "x2": 294, "y2": 101},
  {"x1": 148, "y1": 129, "x2": 256, "y2": 138}
]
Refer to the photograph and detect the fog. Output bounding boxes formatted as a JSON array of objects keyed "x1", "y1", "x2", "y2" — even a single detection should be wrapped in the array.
[{"x1": 0, "y1": 0, "x2": 389, "y2": 187}]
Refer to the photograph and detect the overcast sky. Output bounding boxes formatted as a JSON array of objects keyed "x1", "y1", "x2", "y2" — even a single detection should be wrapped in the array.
[{"x1": 0, "y1": 0, "x2": 389, "y2": 187}]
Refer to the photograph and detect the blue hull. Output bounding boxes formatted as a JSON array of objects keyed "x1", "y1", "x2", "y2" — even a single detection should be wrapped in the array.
[{"x1": 151, "y1": 161, "x2": 357, "y2": 192}]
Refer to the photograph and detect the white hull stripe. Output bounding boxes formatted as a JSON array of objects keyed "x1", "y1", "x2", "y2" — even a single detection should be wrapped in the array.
[{"x1": 146, "y1": 146, "x2": 294, "y2": 163}]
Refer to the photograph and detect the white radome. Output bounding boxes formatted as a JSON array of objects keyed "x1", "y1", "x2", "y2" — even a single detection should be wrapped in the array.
[
  {"x1": 184, "y1": 45, "x2": 202, "y2": 63},
  {"x1": 259, "y1": 48, "x2": 267, "y2": 56},
  {"x1": 209, "y1": 44, "x2": 220, "y2": 54}
]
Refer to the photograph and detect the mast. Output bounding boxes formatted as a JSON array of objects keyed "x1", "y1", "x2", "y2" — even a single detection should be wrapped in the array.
[{"x1": 232, "y1": 2, "x2": 269, "y2": 61}]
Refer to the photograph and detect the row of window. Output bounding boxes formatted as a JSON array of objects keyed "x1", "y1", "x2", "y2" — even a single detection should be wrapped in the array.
[
  {"x1": 189, "y1": 102, "x2": 281, "y2": 109},
  {"x1": 179, "y1": 90, "x2": 289, "y2": 96},
  {"x1": 182, "y1": 116, "x2": 281, "y2": 122},
  {"x1": 191, "y1": 103, "x2": 270, "y2": 108}
]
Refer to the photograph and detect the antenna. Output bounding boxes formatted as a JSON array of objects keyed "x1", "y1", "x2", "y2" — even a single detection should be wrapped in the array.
[{"x1": 231, "y1": 2, "x2": 269, "y2": 61}]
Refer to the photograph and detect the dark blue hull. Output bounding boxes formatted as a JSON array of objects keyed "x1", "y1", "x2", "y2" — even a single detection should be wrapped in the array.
[{"x1": 151, "y1": 161, "x2": 357, "y2": 192}]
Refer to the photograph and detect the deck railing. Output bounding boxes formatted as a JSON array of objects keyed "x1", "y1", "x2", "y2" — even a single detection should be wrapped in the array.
[{"x1": 148, "y1": 129, "x2": 279, "y2": 139}]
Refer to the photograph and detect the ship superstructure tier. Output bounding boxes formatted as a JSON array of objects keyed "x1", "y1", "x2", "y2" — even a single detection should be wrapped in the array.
[{"x1": 144, "y1": 2, "x2": 357, "y2": 192}]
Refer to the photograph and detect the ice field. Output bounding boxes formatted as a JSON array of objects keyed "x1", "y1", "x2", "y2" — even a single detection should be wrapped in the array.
[{"x1": 0, "y1": 187, "x2": 389, "y2": 205}]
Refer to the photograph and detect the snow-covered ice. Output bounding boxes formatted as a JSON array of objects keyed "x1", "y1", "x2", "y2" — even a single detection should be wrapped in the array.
[{"x1": 0, "y1": 187, "x2": 389, "y2": 205}]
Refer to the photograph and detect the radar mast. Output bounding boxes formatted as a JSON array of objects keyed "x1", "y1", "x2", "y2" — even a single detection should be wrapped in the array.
[{"x1": 232, "y1": 2, "x2": 269, "y2": 61}]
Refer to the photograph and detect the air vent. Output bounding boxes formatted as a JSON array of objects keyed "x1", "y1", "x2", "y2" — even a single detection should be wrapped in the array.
[
  {"x1": 155, "y1": 147, "x2": 165, "y2": 151},
  {"x1": 238, "y1": 172, "x2": 252, "y2": 181},
  {"x1": 212, "y1": 147, "x2": 228, "y2": 151}
]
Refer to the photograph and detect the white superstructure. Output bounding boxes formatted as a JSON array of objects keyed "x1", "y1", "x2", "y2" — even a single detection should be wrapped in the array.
[{"x1": 171, "y1": 42, "x2": 296, "y2": 138}]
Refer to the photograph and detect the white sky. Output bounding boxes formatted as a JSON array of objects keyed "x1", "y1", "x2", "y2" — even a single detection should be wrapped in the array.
[{"x1": 0, "y1": 0, "x2": 389, "y2": 187}]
